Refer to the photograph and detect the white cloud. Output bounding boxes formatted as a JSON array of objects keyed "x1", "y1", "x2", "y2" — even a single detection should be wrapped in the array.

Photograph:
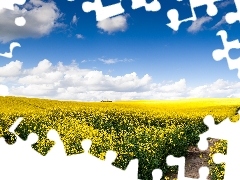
[
  {"x1": 81, "y1": 58, "x2": 132, "y2": 64},
  {"x1": 187, "y1": 16, "x2": 212, "y2": 33},
  {"x1": 188, "y1": 79, "x2": 240, "y2": 98},
  {"x1": 0, "y1": 0, "x2": 64, "y2": 43},
  {"x1": 0, "y1": 60, "x2": 22, "y2": 77},
  {"x1": 2, "y1": 59, "x2": 240, "y2": 101},
  {"x1": 211, "y1": 16, "x2": 226, "y2": 29},
  {"x1": 97, "y1": 14, "x2": 128, "y2": 34},
  {"x1": 27, "y1": 59, "x2": 52, "y2": 75},
  {"x1": 217, "y1": 0, "x2": 234, "y2": 8},
  {"x1": 76, "y1": 34, "x2": 84, "y2": 39},
  {"x1": 81, "y1": 60, "x2": 87, "y2": 63},
  {"x1": 71, "y1": 14, "x2": 78, "y2": 25},
  {"x1": 98, "y1": 58, "x2": 133, "y2": 64},
  {"x1": 152, "y1": 79, "x2": 187, "y2": 93},
  {"x1": 0, "y1": 85, "x2": 9, "y2": 96},
  {"x1": 99, "y1": 59, "x2": 117, "y2": 64}
]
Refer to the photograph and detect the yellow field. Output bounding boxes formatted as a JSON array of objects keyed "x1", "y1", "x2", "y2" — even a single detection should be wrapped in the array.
[{"x1": 0, "y1": 96, "x2": 238, "y2": 179}]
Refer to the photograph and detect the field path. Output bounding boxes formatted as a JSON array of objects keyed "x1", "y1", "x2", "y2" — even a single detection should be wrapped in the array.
[{"x1": 166, "y1": 138, "x2": 219, "y2": 179}]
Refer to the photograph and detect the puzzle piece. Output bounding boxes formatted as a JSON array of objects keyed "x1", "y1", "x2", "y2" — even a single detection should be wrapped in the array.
[
  {"x1": 0, "y1": 42, "x2": 21, "y2": 58},
  {"x1": 0, "y1": 0, "x2": 26, "y2": 11},
  {"x1": 166, "y1": 155, "x2": 209, "y2": 179},
  {"x1": 7, "y1": 115, "x2": 239, "y2": 180},
  {"x1": 15, "y1": 16, "x2": 26, "y2": 26},
  {"x1": 131, "y1": 0, "x2": 161, "y2": 12},
  {"x1": 212, "y1": 30, "x2": 240, "y2": 78},
  {"x1": 0, "y1": 1, "x2": 26, "y2": 60},
  {"x1": 0, "y1": 116, "x2": 165, "y2": 180},
  {"x1": 82, "y1": 0, "x2": 125, "y2": 21},
  {"x1": 225, "y1": 0, "x2": 240, "y2": 24},
  {"x1": 166, "y1": 0, "x2": 221, "y2": 31},
  {"x1": 66, "y1": 139, "x2": 140, "y2": 180},
  {"x1": 198, "y1": 115, "x2": 240, "y2": 180},
  {"x1": 0, "y1": 1, "x2": 27, "y2": 27},
  {"x1": 152, "y1": 169, "x2": 163, "y2": 180},
  {"x1": 0, "y1": 117, "x2": 71, "y2": 180},
  {"x1": 0, "y1": 117, "x2": 42, "y2": 179}
]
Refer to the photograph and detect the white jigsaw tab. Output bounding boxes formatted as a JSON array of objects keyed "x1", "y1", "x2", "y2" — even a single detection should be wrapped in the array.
[
  {"x1": 225, "y1": 0, "x2": 240, "y2": 24},
  {"x1": 152, "y1": 169, "x2": 163, "y2": 180},
  {"x1": 0, "y1": 117, "x2": 43, "y2": 180},
  {"x1": 131, "y1": 0, "x2": 161, "y2": 12},
  {"x1": 0, "y1": 42, "x2": 21, "y2": 58},
  {"x1": 166, "y1": 155, "x2": 209, "y2": 179},
  {"x1": 0, "y1": 117, "x2": 72, "y2": 180},
  {"x1": 1, "y1": 118, "x2": 166, "y2": 180},
  {"x1": 82, "y1": 0, "x2": 125, "y2": 21},
  {"x1": 0, "y1": 0, "x2": 27, "y2": 27},
  {"x1": 0, "y1": 0, "x2": 26, "y2": 10},
  {"x1": 66, "y1": 139, "x2": 140, "y2": 180},
  {"x1": 198, "y1": 115, "x2": 240, "y2": 180},
  {"x1": 212, "y1": 30, "x2": 240, "y2": 78},
  {"x1": 167, "y1": 0, "x2": 222, "y2": 31}
]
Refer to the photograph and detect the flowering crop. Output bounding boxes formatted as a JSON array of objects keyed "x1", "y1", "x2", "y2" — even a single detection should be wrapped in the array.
[{"x1": 0, "y1": 96, "x2": 239, "y2": 179}]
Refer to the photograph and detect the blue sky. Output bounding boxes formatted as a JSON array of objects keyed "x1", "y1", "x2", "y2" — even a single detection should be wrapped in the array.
[{"x1": 0, "y1": 0, "x2": 240, "y2": 101}]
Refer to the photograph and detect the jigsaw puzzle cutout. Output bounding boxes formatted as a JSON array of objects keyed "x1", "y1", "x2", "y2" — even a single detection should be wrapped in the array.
[
  {"x1": 167, "y1": 155, "x2": 209, "y2": 179},
  {"x1": 2, "y1": 114, "x2": 238, "y2": 180},
  {"x1": 225, "y1": 0, "x2": 240, "y2": 24},
  {"x1": 212, "y1": 30, "x2": 240, "y2": 78},
  {"x1": 1, "y1": 1, "x2": 239, "y2": 179},
  {"x1": 1, "y1": 117, "x2": 166, "y2": 180},
  {"x1": 165, "y1": 113, "x2": 240, "y2": 180},
  {"x1": 197, "y1": 115, "x2": 240, "y2": 180},
  {"x1": 0, "y1": 0, "x2": 26, "y2": 11},
  {"x1": 0, "y1": 117, "x2": 68, "y2": 180},
  {"x1": 82, "y1": 0, "x2": 125, "y2": 21},
  {"x1": 0, "y1": 42, "x2": 21, "y2": 58},
  {"x1": 0, "y1": 1, "x2": 27, "y2": 58},
  {"x1": 131, "y1": 0, "x2": 161, "y2": 12},
  {"x1": 166, "y1": 0, "x2": 221, "y2": 31},
  {"x1": 0, "y1": 1, "x2": 26, "y2": 26}
]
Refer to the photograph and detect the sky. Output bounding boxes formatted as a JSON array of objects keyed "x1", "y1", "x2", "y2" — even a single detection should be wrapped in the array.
[{"x1": 0, "y1": 0, "x2": 240, "y2": 101}]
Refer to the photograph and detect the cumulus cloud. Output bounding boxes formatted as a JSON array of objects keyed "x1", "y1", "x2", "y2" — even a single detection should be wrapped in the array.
[
  {"x1": 1, "y1": 59, "x2": 240, "y2": 100},
  {"x1": 188, "y1": 79, "x2": 240, "y2": 98},
  {"x1": 0, "y1": 60, "x2": 22, "y2": 77},
  {"x1": 187, "y1": 16, "x2": 212, "y2": 33},
  {"x1": 0, "y1": 0, "x2": 64, "y2": 43},
  {"x1": 97, "y1": 14, "x2": 128, "y2": 34},
  {"x1": 0, "y1": 85, "x2": 9, "y2": 96}
]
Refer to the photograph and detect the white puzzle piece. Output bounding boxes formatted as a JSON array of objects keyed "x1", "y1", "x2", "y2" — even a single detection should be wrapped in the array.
[
  {"x1": 167, "y1": 155, "x2": 209, "y2": 179},
  {"x1": 198, "y1": 115, "x2": 240, "y2": 180},
  {"x1": 212, "y1": 30, "x2": 240, "y2": 78},
  {"x1": 0, "y1": 0, "x2": 26, "y2": 11},
  {"x1": 131, "y1": 0, "x2": 161, "y2": 12},
  {"x1": 166, "y1": 0, "x2": 222, "y2": 31},
  {"x1": 0, "y1": 42, "x2": 21, "y2": 58},
  {"x1": 82, "y1": 0, "x2": 125, "y2": 21},
  {"x1": 225, "y1": 0, "x2": 240, "y2": 24},
  {"x1": 0, "y1": 117, "x2": 143, "y2": 180},
  {"x1": 0, "y1": 1, "x2": 27, "y2": 58}
]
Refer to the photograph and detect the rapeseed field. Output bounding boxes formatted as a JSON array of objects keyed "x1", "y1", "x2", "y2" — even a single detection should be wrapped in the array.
[{"x1": 0, "y1": 96, "x2": 239, "y2": 179}]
